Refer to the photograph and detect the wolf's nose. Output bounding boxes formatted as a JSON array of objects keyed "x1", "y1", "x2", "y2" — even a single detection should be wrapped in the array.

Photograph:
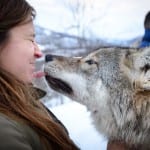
[{"x1": 45, "y1": 54, "x2": 53, "y2": 62}]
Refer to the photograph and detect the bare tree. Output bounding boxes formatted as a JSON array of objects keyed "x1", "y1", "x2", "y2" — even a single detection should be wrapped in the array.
[{"x1": 55, "y1": 0, "x2": 112, "y2": 47}]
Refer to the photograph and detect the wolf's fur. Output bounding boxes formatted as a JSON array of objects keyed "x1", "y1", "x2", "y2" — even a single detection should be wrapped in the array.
[{"x1": 44, "y1": 47, "x2": 150, "y2": 149}]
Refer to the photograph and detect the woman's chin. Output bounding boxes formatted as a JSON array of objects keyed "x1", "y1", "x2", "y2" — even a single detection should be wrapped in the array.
[{"x1": 22, "y1": 74, "x2": 34, "y2": 84}]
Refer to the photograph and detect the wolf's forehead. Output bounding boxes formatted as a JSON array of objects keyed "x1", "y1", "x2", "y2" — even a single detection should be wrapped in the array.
[
  {"x1": 83, "y1": 51, "x2": 101, "y2": 61},
  {"x1": 87, "y1": 49, "x2": 119, "y2": 60},
  {"x1": 88, "y1": 50, "x2": 99, "y2": 57}
]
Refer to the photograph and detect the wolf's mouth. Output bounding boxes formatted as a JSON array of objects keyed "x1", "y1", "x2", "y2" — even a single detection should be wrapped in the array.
[{"x1": 45, "y1": 75, "x2": 73, "y2": 94}]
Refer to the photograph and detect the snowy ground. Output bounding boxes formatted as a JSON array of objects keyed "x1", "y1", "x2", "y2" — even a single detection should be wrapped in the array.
[{"x1": 44, "y1": 100, "x2": 107, "y2": 150}]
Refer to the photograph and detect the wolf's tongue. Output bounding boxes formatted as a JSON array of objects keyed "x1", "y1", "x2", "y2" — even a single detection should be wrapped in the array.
[{"x1": 33, "y1": 71, "x2": 45, "y2": 78}]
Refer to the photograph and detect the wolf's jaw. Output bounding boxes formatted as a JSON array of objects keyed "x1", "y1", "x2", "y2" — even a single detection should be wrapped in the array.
[{"x1": 45, "y1": 75, "x2": 73, "y2": 95}]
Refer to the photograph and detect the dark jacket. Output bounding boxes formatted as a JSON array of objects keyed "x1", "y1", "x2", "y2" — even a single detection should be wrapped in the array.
[
  {"x1": 0, "y1": 107, "x2": 69, "y2": 150},
  {"x1": 139, "y1": 29, "x2": 150, "y2": 48},
  {"x1": 0, "y1": 113, "x2": 45, "y2": 150}
]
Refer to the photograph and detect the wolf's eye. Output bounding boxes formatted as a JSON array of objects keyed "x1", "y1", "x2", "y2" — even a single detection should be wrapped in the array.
[
  {"x1": 85, "y1": 59, "x2": 97, "y2": 65},
  {"x1": 140, "y1": 64, "x2": 150, "y2": 73}
]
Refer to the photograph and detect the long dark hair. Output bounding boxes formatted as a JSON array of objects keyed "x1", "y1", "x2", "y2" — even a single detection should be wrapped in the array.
[{"x1": 0, "y1": 0, "x2": 79, "y2": 149}]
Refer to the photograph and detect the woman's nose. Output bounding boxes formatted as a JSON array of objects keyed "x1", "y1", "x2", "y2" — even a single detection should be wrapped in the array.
[{"x1": 34, "y1": 43, "x2": 43, "y2": 58}]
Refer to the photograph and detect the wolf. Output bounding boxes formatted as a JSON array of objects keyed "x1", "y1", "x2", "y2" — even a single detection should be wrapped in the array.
[{"x1": 44, "y1": 47, "x2": 150, "y2": 149}]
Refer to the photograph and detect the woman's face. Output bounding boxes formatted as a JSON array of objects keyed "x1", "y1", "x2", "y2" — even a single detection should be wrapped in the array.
[{"x1": 0, "y1": 21, "x2": 42, "y2": 83}]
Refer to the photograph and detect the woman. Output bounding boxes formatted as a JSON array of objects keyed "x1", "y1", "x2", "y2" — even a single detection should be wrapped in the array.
[{"x1": 0, "y1": 0, "x2": 79, "y2": 149}]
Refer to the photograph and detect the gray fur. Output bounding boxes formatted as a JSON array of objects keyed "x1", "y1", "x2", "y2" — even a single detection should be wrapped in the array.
[{"x1": 44, "y1": 47, "x2": 150, "y2": 149}]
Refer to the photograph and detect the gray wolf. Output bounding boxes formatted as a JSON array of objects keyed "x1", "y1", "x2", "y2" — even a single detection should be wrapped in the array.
[{"x1": 44, "y1": 47, "x2": 150, "y2": 149}]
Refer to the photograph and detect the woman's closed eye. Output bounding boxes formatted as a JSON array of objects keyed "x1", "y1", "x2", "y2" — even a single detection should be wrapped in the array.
[{"x1": 29, "y1": 39, "x2": 35, "y2": 43}]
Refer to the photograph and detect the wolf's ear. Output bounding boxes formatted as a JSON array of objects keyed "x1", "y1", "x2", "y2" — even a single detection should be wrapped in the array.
[
  {"x1": 120, "y1": 49, "x2": 138, "y2": 85},
  {"x1": 139, "y1": 69, "x2": 150, "y2": 90},
  {"x1": 121, "y1": 48, "x2": 150, "y2": 91},
  {"x1": 31, "y1": 86, "x2": 47, "y2": 100}
]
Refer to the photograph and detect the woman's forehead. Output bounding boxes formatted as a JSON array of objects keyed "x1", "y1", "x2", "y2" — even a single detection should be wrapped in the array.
[{"x1": 9, "y1": 21, "x2": 35, "y2": 36}]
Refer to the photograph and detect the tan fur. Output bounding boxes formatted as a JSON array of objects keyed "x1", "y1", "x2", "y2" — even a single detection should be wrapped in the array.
[{"x1": 44, "y1": 47, "x2": 150, "y2": 149}]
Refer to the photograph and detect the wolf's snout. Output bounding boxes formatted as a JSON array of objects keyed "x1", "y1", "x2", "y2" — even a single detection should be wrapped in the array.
[{"x1": 45, "y1": 54, "x2": 53, "y2": 62}]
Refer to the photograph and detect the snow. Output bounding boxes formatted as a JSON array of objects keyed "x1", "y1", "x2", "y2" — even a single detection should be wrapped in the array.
[{"x1": 44, "y1": 101, "x2": 107, "y2": 150}]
